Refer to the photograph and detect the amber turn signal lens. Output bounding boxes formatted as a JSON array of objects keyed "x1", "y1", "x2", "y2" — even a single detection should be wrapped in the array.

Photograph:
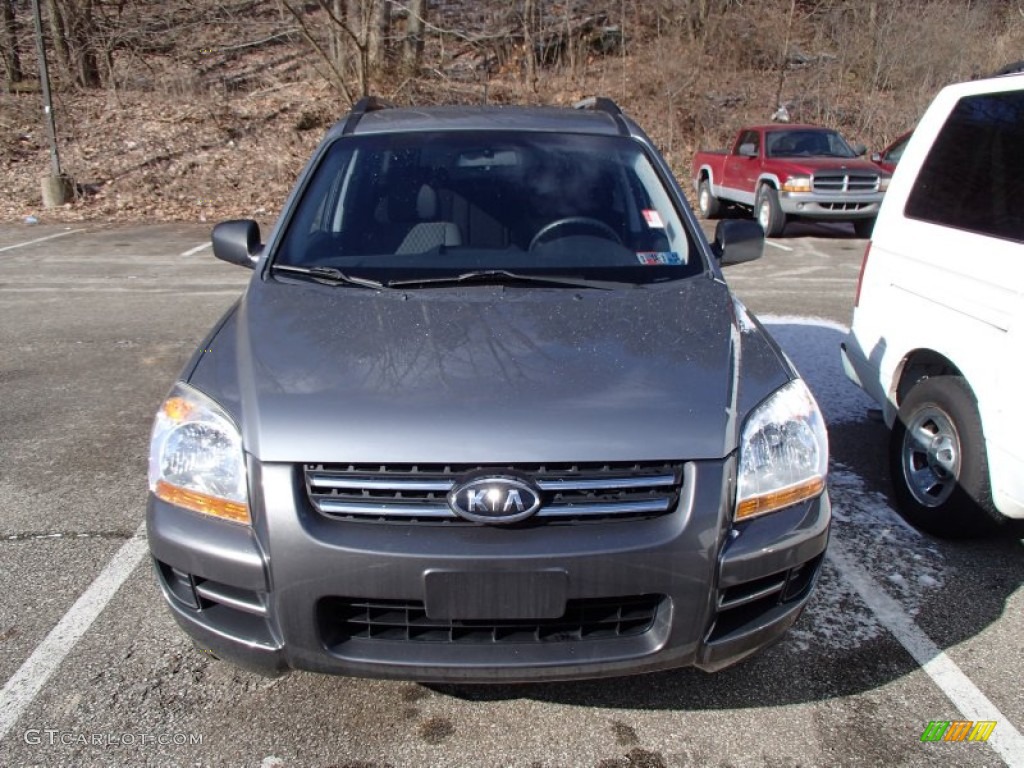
[
  {"x1": 162, "y1": 397, "x2": 194, "y2": 422},
  {"x1": 155, "y1": 479, "x2": 251, "y2": 524},
  {"x1": 735, "y1": 476, "x2": 825, "y2": 520}
]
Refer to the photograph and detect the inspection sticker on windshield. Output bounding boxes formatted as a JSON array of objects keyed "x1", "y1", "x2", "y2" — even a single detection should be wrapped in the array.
[
  {"x1": 642, "y1": 209, "x2": 665, "y2": 228},
  {"x1": 636, "y1": 251, "x2": 682, "y2": 265}
]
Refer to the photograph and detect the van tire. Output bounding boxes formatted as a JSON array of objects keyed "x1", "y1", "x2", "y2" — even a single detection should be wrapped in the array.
[
  {"x1": 698, "y1": 179, "x2": 722, "y2": 219},
  {"x1": 888, "y1": 376, "x2": 1004, "y2": 538},
  {"x1": 756, "y1": 186, "x2": 786, "y2": 237}
]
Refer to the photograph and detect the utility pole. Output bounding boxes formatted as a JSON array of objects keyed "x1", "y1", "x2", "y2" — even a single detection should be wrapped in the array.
[{"x1": 30, "y1": 0, "x2": 72, "y2": 206}]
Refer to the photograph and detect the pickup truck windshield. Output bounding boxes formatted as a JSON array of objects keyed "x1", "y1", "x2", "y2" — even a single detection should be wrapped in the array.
[
  {"x1": 765, "y1": 129, "x2": 858, "y2": 158},
  {"x1": 274, "y1": 131, "x2": 701, "y2": 285}
]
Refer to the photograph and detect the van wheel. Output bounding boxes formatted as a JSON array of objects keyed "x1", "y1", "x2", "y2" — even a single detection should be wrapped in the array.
[
  {"x1": 888, "y1": 376, "x2": 1002, "y2": 538},
  {"x1": 698, "y1": 179, "x2": 722, "y2": 219},
  {"x1": 755, "y1": 186, "x2": 786, "y2": 237},
  {"x1": 853, "y1": 217, "x2": 876, "y2": 238}
]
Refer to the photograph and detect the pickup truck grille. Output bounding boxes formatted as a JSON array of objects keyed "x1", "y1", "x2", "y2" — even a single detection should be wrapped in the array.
[
  {"x1": 304, "y1": 461, "x2": 683, "y2": 523},
  {"x1": 813, "y1": 172, "x2": 880, "y2": 193}
]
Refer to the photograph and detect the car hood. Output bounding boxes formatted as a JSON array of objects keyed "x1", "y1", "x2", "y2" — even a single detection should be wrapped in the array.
[
  {"x1": 773, "y1": 157, "x2": 884, "y2": 176},
  {"x1": 189, "y1": 277, "x2": 792, "y2": 464}
]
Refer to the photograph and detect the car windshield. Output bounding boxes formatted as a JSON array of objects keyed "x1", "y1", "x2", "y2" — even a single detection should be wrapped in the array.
[
  {"x1": 766, "y1": 129, "x2": 858, "y2": 158},
  {"x1": 273, "y1": 131, "x2": 701, "y2": 286},
  {"x1": 885, "y1": 133, "x2": 910, "y2": 164}
]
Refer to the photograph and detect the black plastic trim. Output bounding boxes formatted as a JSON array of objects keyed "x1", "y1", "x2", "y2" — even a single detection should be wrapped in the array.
[{"x1": 341, "y1": 95, "x2": 395, "y2": 135}]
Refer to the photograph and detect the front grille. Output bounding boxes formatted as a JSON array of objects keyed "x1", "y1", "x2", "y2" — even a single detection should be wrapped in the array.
[
  {"x1": 318, "y1": 594, "x2": 664, "y2": 645},
  {"x1": 812, "y1": 172, "x2": 880, "y2": 193},
  {"x1": 818, "y1": 202, "x2": 872, "y2": 211},
  {"x1": 304, "y1": 461, "x2": 683, "y2": 523}
]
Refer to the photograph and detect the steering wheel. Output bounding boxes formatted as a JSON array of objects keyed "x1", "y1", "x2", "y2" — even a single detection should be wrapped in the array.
[{"x1": 529, "y1": 217, "x2": 623, "y2": 251}]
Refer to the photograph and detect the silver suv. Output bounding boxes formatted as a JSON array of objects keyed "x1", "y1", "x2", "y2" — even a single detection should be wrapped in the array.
[{"x1": 146, "y1": 97, "x2": 830, "y2": 681}]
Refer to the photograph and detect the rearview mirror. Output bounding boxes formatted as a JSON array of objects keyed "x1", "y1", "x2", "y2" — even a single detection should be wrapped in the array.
[
  {"x1": 713, "y1": 219, "x2": 764, "y2": 266},
  {"x1": 738, "y1": 142, "x2": 758, "y2": 158},
  {"x1": 211, "y1": 220, "x2": 262, "y2": 269},
  {"x1": 870, "y1": 151, "x2": 882, "y2": 163}
]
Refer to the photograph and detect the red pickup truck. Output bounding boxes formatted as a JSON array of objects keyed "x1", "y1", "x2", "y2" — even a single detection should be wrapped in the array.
[{"x1": 692, "y1": 125, "x2": 890, "y2": 237}]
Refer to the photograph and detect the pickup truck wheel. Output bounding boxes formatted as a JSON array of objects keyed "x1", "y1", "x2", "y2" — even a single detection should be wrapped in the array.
[
  {"x1": 698, "y1": 179, "x2": 722, "y2": 219},
  {"x1": 853, "y1": 217, "x2": 876, "y2": 238},
  {"x1": 888, "y1": 375, "x2": 1006, "y2": 538},
  {"x1": 755, "y1": 186, "x2": 786, "y2": 237}
]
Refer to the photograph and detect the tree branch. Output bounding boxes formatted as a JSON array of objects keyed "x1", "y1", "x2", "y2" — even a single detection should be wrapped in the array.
[{"x1": 278, "y1": 0, "x2": 354, "y2": 103}]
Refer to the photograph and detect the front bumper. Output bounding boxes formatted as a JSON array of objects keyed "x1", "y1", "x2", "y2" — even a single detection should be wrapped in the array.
[
  {"x1": 779, "y1": 191, "x2": 883, "y2": 220},
  {"x1": 840, "y1": 333, "x2": 892, "y2": 424},
  {"x1": 147, "y1": 460, "x2": 830, "y2": 682}
]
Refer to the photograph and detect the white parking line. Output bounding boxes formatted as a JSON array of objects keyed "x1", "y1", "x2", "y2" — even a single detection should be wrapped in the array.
[
  {"x1": 830, "y1": 541, "x2": 1024, "y2": 767},
  {"x1": 765, "y1": 240, "x2": 794, "y2": 251},
  {"x1": 0, "y1": 230, "x2": 83, "y2": 253},
  {"x1": 0, "y1": 522, "x2": 147, "y2": 743},
  {"x1": 180, "y1": 242, "x2": 211, "y2": 257}
]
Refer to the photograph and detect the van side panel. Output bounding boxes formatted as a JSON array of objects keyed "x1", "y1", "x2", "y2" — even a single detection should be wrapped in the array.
[{"x1": 849, "y1": 74, "x2": 1024, "y2": 520}]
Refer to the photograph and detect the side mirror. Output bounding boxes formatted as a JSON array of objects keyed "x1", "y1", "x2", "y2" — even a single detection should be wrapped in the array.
[
  {"x1": 713, "y1": 219, "x2": 764, "y2": 266},
  {"x1": 211, "y1": 220, "x2": 262, "y2": 269},
  {"x1": 852, "y1": 143, "x2": 867, "y2": 156},
  {"x1": 738, "y1": 142, "x2": 758, "y2": 158},
  {"x1": 870, "y1": 151, "x2": 882, "y2": 163}
]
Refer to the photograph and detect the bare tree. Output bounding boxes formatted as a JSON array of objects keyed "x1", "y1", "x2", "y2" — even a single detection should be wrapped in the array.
[
  {"x1": 522, "y1": 0, "x2": 537, "y2": 93},
  {"x1": 772, "y1": 0, "x2": 798, "y2": 110},
  {"x1": 44, "y1": 0, "x2": 71, "y2": 78},
  {"x1": 280, "y1": 0, "x2": 394, "y2": 100},
  {"x1": 1, "y1": 0, "x2": 22, "y2": 90},
  {"x1": 368, "y1": 0, "x2": 392, "y2": 73},
  {"x1": 402, "y1": 0, "x2": 426, "y2": 72},
  {"x1": 41, "y1": 0, "x2": 103, "y2": 88},
  {"x1": 68, "y1": 0, "x2": 102, "y2": 87}
]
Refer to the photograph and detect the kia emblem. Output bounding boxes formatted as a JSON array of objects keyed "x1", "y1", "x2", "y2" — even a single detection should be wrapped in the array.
[{"x1": 447, "y1": 476, "x2": 542, "y2": 523}]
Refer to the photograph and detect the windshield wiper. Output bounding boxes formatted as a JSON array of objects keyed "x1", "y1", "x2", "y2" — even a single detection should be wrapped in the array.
[
  {"x1": 271, "y1": 263, "x2": 385, "y2": 290},
  {"x1": 387, "y1": 269, "x2": 618, "y2": 291}
]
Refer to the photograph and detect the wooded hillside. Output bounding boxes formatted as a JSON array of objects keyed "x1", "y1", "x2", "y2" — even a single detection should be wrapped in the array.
[{"x1": 2, "y1": 0, "x2": 1022, "y2": 222}]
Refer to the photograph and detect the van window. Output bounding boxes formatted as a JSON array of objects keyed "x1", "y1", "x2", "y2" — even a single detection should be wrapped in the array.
[{"x1": 905, "y1": 90, "x2": 1024, "y2": 243}]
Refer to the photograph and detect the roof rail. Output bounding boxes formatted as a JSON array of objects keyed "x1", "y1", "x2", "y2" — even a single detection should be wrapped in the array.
[
  {"x1": 573, "y1": 96, "x2": 622, "y2": 115},
  {"x1": 573, "y1": 96, "x2": 628, "y2": 136},
  {"x1": 991, "y1": 60, "x2": 1024, "y2": 77},
  {"x1": 341, "y1": 96, "x2": 395, "y2": 135}
]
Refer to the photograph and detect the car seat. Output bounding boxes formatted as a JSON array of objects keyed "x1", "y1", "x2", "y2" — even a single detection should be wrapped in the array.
[{"x1": 395, "y1": 185, "x2": 463, "y2": 254}]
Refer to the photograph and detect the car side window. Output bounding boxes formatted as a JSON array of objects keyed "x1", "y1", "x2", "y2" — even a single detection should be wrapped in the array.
[
  {"x1": 735, "y1": 130, "x2": 759, "y2": 155},
  {"x1": 905, "y1": 90, "x2": 1024, "y2": 243}
]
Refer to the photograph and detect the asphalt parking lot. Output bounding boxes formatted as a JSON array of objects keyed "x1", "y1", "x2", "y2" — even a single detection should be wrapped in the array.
[{"x1": 0, "y1": 221, "x2": 1021, "y2": 768}]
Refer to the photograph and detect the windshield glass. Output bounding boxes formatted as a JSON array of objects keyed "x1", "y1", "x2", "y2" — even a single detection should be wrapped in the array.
[
  {"x1": 765, "y1": 129, "x2": 858, "y2": 158},
  {"x1": 273, "y1": 131, "x2": 701, "y2": 285}
]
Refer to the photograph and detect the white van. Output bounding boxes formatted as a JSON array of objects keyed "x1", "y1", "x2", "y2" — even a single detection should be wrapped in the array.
[{"x1": 841, "y1": 71, "x2": 1024, "y2": 538}]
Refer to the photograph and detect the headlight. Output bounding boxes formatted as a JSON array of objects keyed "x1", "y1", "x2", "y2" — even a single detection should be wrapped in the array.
[
  {"x1": 148, "y1": 382, "x2": 250, "y2": 524},
  {"x1": 781, "y1": 176, "x2": 812, "y2": 193},
  {"x1": 736, "y1": 379, "x2": 828, "y2": 521}
]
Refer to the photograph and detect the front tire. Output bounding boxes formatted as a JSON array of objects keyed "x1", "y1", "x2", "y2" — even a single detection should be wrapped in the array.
[
  {"x1": 756, "y1": 186, "x2": 786, "y2": 237},
  {"x1": 888, "y1": 376, "x2": 1003, "y2": 538},
  {"x1": 698, "y1": 178, "x2": 722, "y2": 219}
]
